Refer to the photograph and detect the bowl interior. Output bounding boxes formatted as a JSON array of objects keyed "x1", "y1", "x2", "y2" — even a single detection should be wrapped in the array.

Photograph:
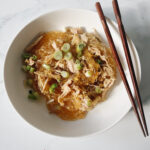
[{"x1": 4, "y1": 9, "x2": 141, "y2": 137}]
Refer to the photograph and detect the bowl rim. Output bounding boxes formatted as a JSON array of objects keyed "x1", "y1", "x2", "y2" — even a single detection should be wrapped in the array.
[{"x1": 3, "y1": 8, "x2": 141, "y2": 138}]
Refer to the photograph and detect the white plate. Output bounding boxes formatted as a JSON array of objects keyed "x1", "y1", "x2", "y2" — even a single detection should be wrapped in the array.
[{"x1": 4, "y1": 9, "x2": 141, "y2": 138}]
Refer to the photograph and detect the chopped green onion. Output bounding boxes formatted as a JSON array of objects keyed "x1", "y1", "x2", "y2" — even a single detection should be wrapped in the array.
[
  {"x1": 28, "y1": 94, "x2": 36, "y2": 99},
  {"x1": 75, "y1": 60, "x2": 83, "y2": 70},
  {"x1": 22, "y1": 65, "x2": 27, "y2": 72},
  {"x1": 51, "y1": 83, "x2": 57, "y2": 89},
  {"x1": 76, "y1": 43, "x2": 86, "y2": 53},
  {"x1": 85, "y1": 71, "x2": 92, "y2": 77},
  {"x1": 26, "y1": 79, "x2": 33, "y2": 86},
  {"x1": 95, "y1": 86, "x2": 101, "y2": 94},
  {"x1": 75, "y1": 63, "x2": 83, "y2": 70},
  {"x1": 61, "y1": 71, "x2": 69, "y2": 78},
  {"x1": 54, "y1": 50, "x2": 63, "y2": 60},
  {"x1": 22, "y1": 53, "x2": 31, "y2": 59},
  {"x1": 32, "y1": 55, "x2": 37, "y2": 60},
  {"x1": 76, "y1": 43, "x2": 85, "y2": 57},
  {"x1": 26, "y1": 65, "x2": 31, "y2": 71},
  {"x1": 87, "y1": 99, "x2": 92, "y2": 107},
  {"x1": 42, "y1": 64, "x2": 50, "y2": 70},
  {"x1": 96, "y1": 59, "x2": 102, "y2": 65},
  {"x1": 75, "y1": 59, "x2": 80, "y2": 64},
  {"x1": 61, "y1": 43, "x2": 70, "y2": 52},
  {"x1": 49, "y1": 88, "x2": 55, "y2": 94},
  {"x1": 28, "y1": 90, "x2": 39, "y2": 100},
  {"x1": 49, "y1": 83, "x2": 58, "y2": 94},
  {"x1": 77, "y1": 51, "x2": 82, "y2": 57},
  {"x1": 64, "y1": 52, "x2": 72, "y2": 60},
  {"x1": 33, "y1": 92, "x2": 39, "y2": 98},
  {"x1": 29, "y1": 67, "x2": 35, "y2": 73}
]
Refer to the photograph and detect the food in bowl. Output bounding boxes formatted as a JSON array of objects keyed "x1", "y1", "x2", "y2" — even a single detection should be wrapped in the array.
[{"x1": 22, "y1": 27, "x2": 116, "y2": 120}]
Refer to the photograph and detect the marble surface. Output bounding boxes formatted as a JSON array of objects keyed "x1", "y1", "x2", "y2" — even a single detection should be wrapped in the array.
[{"x1": 0, "y1": 0, "x2": 150, "y2": 149}]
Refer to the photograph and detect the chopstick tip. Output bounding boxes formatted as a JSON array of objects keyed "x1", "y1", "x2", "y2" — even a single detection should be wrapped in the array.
[
  {"x1": 112, "y1": 0, "x2": 117, "y2": 3},
  {"x1": 95, "y1": 2, "x2": 100, "y2": 7}
]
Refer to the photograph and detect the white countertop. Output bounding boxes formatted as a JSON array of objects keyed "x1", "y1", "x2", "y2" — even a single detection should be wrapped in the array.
[{"x1": 0, "y1": 0, "x2": 150, "y2": 149}]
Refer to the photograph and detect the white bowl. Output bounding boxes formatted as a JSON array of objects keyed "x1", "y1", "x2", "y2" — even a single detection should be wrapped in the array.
[{"x1": 4, "y1": 9, "x2": 141, "y2": 138}]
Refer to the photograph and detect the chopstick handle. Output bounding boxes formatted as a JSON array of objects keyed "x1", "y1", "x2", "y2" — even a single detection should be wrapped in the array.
[
  {"x1": 112, "y1": 0, "x2": 149, "y2": 136},
  {"x1": 95, "y1": 2, "x2": 146, "y2": 137}
]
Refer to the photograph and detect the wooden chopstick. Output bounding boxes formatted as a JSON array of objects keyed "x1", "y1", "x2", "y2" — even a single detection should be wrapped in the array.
[
  {"x1": 112, "y1": 0, "x2": 148, "y2": 136},
  {"x1": 112, "y1": 0, "x2": 149, "y2": 136},
  {"x1": 95, "y1": 2, "x2": 146, "y2": 137}
]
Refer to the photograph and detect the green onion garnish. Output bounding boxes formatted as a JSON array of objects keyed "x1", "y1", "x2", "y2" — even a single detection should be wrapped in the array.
[
  {"x1": 22, "y1": 53, "x2": 31, "y2": 59},
  {"x1": 54, "y1": 50, "x2": 63, "y2": 60},
  {"x1": 32, "y1": 55, "x2": 37, "y2": 61},
  {"x1": 28, "y1": 91, "x2": 39, "y2": 100},
  {"x1": 75, "y1": 60, "x2": 83, "y2": 70},
  {"x1": 64, "y1": 52, "x2": 72, "y2": 60},
  {"x1": 61, "y1": 71, "x2": 69, "y2": 78},
  {"x1": 96, "y1": 59, "x2": 102, "y2": 65},
  {"x1": 95, "y1": 86, "x2": 101, "y2": 94},
  {"x1": 77, "y1": 51, "x2": 82, "y2": 57},
  {"x1": 61, "y1": 43, "x2": 70, "y2": 52},
  {"x1": 87, "y1": 99, "x2": 92, "y2": 107},
  {"x1": 75, "y1": 63, "x2": 82, "y2": 70},
  {"x1": 29, "y1": 67, "x2": 35, "y2": 73},
  {"x1": 28, "y1": 94, "x2": 36, "y2": 99},
  {"x1": 85, "y1": 71, "x2": 92, "y2": 77},
  {"x1": 75, "y1": 59, "x2": 80, "y2": 64},
  {"x1": 33, "y1": 92, "x2": 39, "y2": 98},
  {"x1": 76, "y1": 43, "x2": 86, "y2": 53},
  {"x1": 49, "y1": 83, "x2": 58, "y2": 94},
  {"x1": 42, "y1": 64, "x2": 50, "y2": 70},
  {"x1": 26, "y1": 65, "x2": 31, "y2": 71}
]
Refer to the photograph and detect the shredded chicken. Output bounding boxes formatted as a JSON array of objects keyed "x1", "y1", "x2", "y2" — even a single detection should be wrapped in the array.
[
  {"x1": 43, "y1": 55, "x2": 54, "y2": 64},
  {"x1": 42, "y1": 78, "x2": 49, "y2": 92},
  {"x1": 25, "y1": 57, "x2": 35, "y2": 66},
  {"x1": 56, "y1": 39, "x2": 63, "y2": 43},
  {"x1": 22, "y1": 27, "x2": 116, "y2": 120},
  {"x1": 66, "y1": 59, "x2": 77, "y2": 73},
  {"x1": 55, "y1": 60, "x2": 65, "y2": 69},
  {"x1": 88, "y1": 46, "x2": 101, "y2": 56},
  {"x1": 66, "y1": 27, "x2": 84, "y2": 34},
  {"x1": 71, "y1": 34, "x2": 80, "y2": 45},
  {"x1": 52, "y1": 41, "x2": 59, "y2": 51},
  {"x1": 80, "y1": 33, "x2": 88, "y2": 43},
  {"x1": 58, "y1": 78, "x2": 72, "y2": 105},
  {"x1": 47, "y1": 99, "x2": 54, "y2": 104},
  {"x1": 36, "y1": 74, "x2": 45, "y2": 91}
]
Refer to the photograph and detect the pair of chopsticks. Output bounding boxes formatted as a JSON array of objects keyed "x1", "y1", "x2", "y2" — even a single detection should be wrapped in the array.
[{"x1": 95, "y1": 0, "x2": 148, "y2": 137}]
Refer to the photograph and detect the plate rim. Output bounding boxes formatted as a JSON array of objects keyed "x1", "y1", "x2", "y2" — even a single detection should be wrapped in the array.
[{"x1": 3, "y1": 8, "x2": 141, "y2": 138}]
